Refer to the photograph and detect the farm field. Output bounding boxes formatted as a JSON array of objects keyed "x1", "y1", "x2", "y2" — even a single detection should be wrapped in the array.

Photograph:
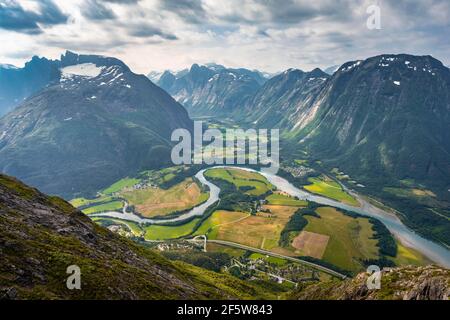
[
  {"x1": 302, "y1": 207, "x2": 379, "y2": 272},
  {"x1": 144, "y1": 218, "x2": 200, "y2": 240},
  {"x1": 390, "y1": 241, "x2": 432, "y2": 266},
  {"x1": 122, "y1": 178, "x2": 209, "y2": 217},
  {"x1": 266, "y1": 193, "x2": 308, "y2": 206},
  {"x1": 304, "y1": 176, "x2": 359, "y2": 206},
  {"x1": 194, "y1": 210, "x2": 250, "y2": 238},
  {"x1": 102, "y1": 177, "x2": 141, "y2": 195},
  {"x1": 70, "y1": 195, "x2": 115, "y2": 208},
  {"x1": 82, "y1": 200, "x2": 124, "y2": 214},
  {"x1": 291, "y1": 231, "x2": 329, "y2": 259},
  {"x1": 92, "y1": 217, "x2": 144, "y2": 236},
  {"x1": 248, "y1": 253, "x2": 287, "y2": 266},
  {"x1": 205, "y1": 168, "x2": 275, "y2": 196},
  {"x1": 201, "y1": 205, "x2": 300, "y2": 255}
]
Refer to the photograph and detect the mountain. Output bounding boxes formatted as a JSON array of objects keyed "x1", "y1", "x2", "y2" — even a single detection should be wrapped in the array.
[
  {"x1": 147, "y1": 70, "x2": 164, "y2": 83},
  {"x1": 293, "y1": 265, "x2": 449, "y2": 300},
  {"x1": 296, "y1": 54, "x2": 450, "y2": 191},
  {"x1": 237, "y1": 68, "x2": 329, "y2": 128},
  {"x1": 0, "y1": 173, "x2": 275, "y2": 300},
  {"x1": 0, "y1": 51, "x2": 192, "y2": 198},
  {"x1": 323, "y1": 65, "x2": 340, "y2": 75},
  {"x1": 155, "y1": 63, "x2": 267, "y2": 117},
  {"x1": 0, "y1": 64, "x2": 18, "y2": 70},
  {"x1": 0, "y1": 57, "x2": 61, "y2": 116},
  {"x1": 287, "y1": 54, "x2": 450, "y2": 245}
]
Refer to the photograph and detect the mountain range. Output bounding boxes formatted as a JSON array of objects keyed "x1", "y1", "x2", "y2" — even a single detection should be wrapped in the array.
[
  {"x1": 153, "y1": 63, "x2": 269, "y2": 117},
  {"x1": 150, "y1": 54, "x2": 450, "y2": 245},
  {"x1": 0, "y1": 51, "x2": 192, "y2": 198},
  {"x1": 0, "y1": 57, "x2": 61, "y2": 116},
  {"x1": 1, "y1": 52, "x2": 449, "y2": 244}
]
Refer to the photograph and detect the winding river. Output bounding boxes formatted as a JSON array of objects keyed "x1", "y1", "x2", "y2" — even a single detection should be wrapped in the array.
[{"x1": 91, "y1": 166, "x2": 450, "y2": 268}]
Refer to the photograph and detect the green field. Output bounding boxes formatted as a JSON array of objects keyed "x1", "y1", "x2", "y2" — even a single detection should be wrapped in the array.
[
  {"x1": 194, "y1": 210, "x2": 250, "y2": 238},
  {"x1": 266, "y1": 193, "x2": 307, "y2": 206},
  {"x1": 92, "y1": 217, "x2": 144, "y2": 236},
  {"x1": 304, "y1": 176, "x2": 359, "y2": 206},
  {"x1": 302, "y1": 207, "x2": 379, "y2": 272},
  {"x1": 121, "y1": 178, "x2": 208, "y2": 217},
  {"x1": 390, "y1": 241, "x2": 432, "y2": 266},
  {"x1": 102, "y1": 177, "x2": 141, "y2": 195},
  {"x1": 195, "y1": 205, "x2": 299, "y2": 254},
  {"x1": 82, "y1": 200, "x2": 124, "y2": 214},
  {"x1": 205, "y1": 168, "x2": 274, "y2": 196},
  {"x1": 70, "y1": 196, "x2": 115, "y2": 208},
  {"x1": 249, "y1": 253, "x2": 287, "y2": 266},
  {"x1": 144, "y1": 219, "x2": 200, "y2": 240}
]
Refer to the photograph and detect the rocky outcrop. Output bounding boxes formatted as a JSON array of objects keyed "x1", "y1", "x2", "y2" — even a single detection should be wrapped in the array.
[{"x1": 293, "y1": 265, "x2": 449, "y2": 300}]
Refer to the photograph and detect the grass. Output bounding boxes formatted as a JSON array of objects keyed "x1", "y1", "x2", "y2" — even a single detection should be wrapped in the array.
[
  {"x1": 291, "y1": 231, "x2": 329, "y2": 259},
  {"x1": 102, "y1": 177, "x2": 141, "y2": 195},
  {"x1": 69, "y1": 196, "x2": 114, "y2": 208},
  {"x1": 92, "y1": 218, "x2": 144, "y2": 236},
  {"x1": 304, "y1": 176, "x2": 359, "y2": 206},
  {"x1": 144, "y1": 219, "x2": 200, "y2": 240},
  {"x1": 249, "y1": 253, "x2": 287, "y2": 266},
  {"x1": 205, "y1": 168, "x2": 274, "y2": 196},
  {"x1": 121, "y1": 178, "x2": 208, "y2": 217},
  {"x1": 390, "y1": 241, "x2": 432, "y2": 266},
  {"x1": 302, "y1": 207, "x2": 379, "y2": 272},
  {"x1": 194, "y1": 210, "x2": 250, "y2": 238},
  {"x1": 82, "y1": 201, "x2": 124, "y2": 214},
  {"x1": 198, "y1": 205, "x2": 300, "y2": 256},
  {"x1": 266, "y1": 193, "x2": 308, "y2": 206},
  {"x1": 206, "y1": 243, "x2": 247, "y2": 257}
]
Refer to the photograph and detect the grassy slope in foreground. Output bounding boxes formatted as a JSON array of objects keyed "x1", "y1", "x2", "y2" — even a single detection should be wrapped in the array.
[{"x1": 0, "y1": 174, "x2": 279, "y2": 300}]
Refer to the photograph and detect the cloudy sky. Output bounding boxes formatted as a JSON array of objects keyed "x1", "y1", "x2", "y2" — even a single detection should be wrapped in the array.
[{"x1": 0, "y1": 0, "x2": 449, "y2": 74}]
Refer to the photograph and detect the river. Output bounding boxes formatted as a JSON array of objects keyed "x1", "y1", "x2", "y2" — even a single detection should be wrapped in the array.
[{"x1": 91, "y1": 165, "x2": 450, "y2": 268}]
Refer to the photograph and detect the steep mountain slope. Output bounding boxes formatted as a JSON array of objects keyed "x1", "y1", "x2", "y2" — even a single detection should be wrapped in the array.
[
  {"x1": 288, "y1": 54, "x2": 450, "y2": 245},
  {"x1": 0, "y1": 52, "x2": 192, "y2": 198},
  {"x1": 0, "y1": 173, "x2": 275, "y2": 300},
  {"x1": 295, "y1": 54, "x2": 450, "y2": 191},
  {"x1": 156, "y1": 64, "x2": 267, "y2": 116},
  {"x1": 238, "y1": 68, "x2": 329, "y2": 128},
  {"x1": 0, "y1": 56, "x2": 61, "y2": 116},
  {"x1": 292, "y1": 265, "x2": 449, "y2": 300}
]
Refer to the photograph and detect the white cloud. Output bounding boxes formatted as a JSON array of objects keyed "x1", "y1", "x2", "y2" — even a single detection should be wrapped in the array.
[{"x1": 0, "y1": 0, "x2": 448, "y2": 74}]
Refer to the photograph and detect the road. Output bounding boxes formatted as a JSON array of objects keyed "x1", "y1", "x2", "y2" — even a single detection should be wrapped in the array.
[{"x1": 205, "y1": 239, "x2": 347, "y2": 279}]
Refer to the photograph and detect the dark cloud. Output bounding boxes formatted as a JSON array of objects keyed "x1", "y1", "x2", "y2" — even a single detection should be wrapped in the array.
[
  {"x1": 128, "y1": 24, "x2": 178, "y2": 40},
  {"x1": 81, "y1": 0, "x2": 117, "y2": 20},
  {"x1": 159, "y1": 0, "x2": 206, "y2": 24},
  {"x1": 0, "y1": 0, "x2": 68, "y2": 34}
]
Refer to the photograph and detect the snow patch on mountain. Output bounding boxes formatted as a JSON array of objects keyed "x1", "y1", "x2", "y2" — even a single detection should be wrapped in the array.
[{"x1": 61, "y1": 63, "x2": 103, "y2": 79}]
